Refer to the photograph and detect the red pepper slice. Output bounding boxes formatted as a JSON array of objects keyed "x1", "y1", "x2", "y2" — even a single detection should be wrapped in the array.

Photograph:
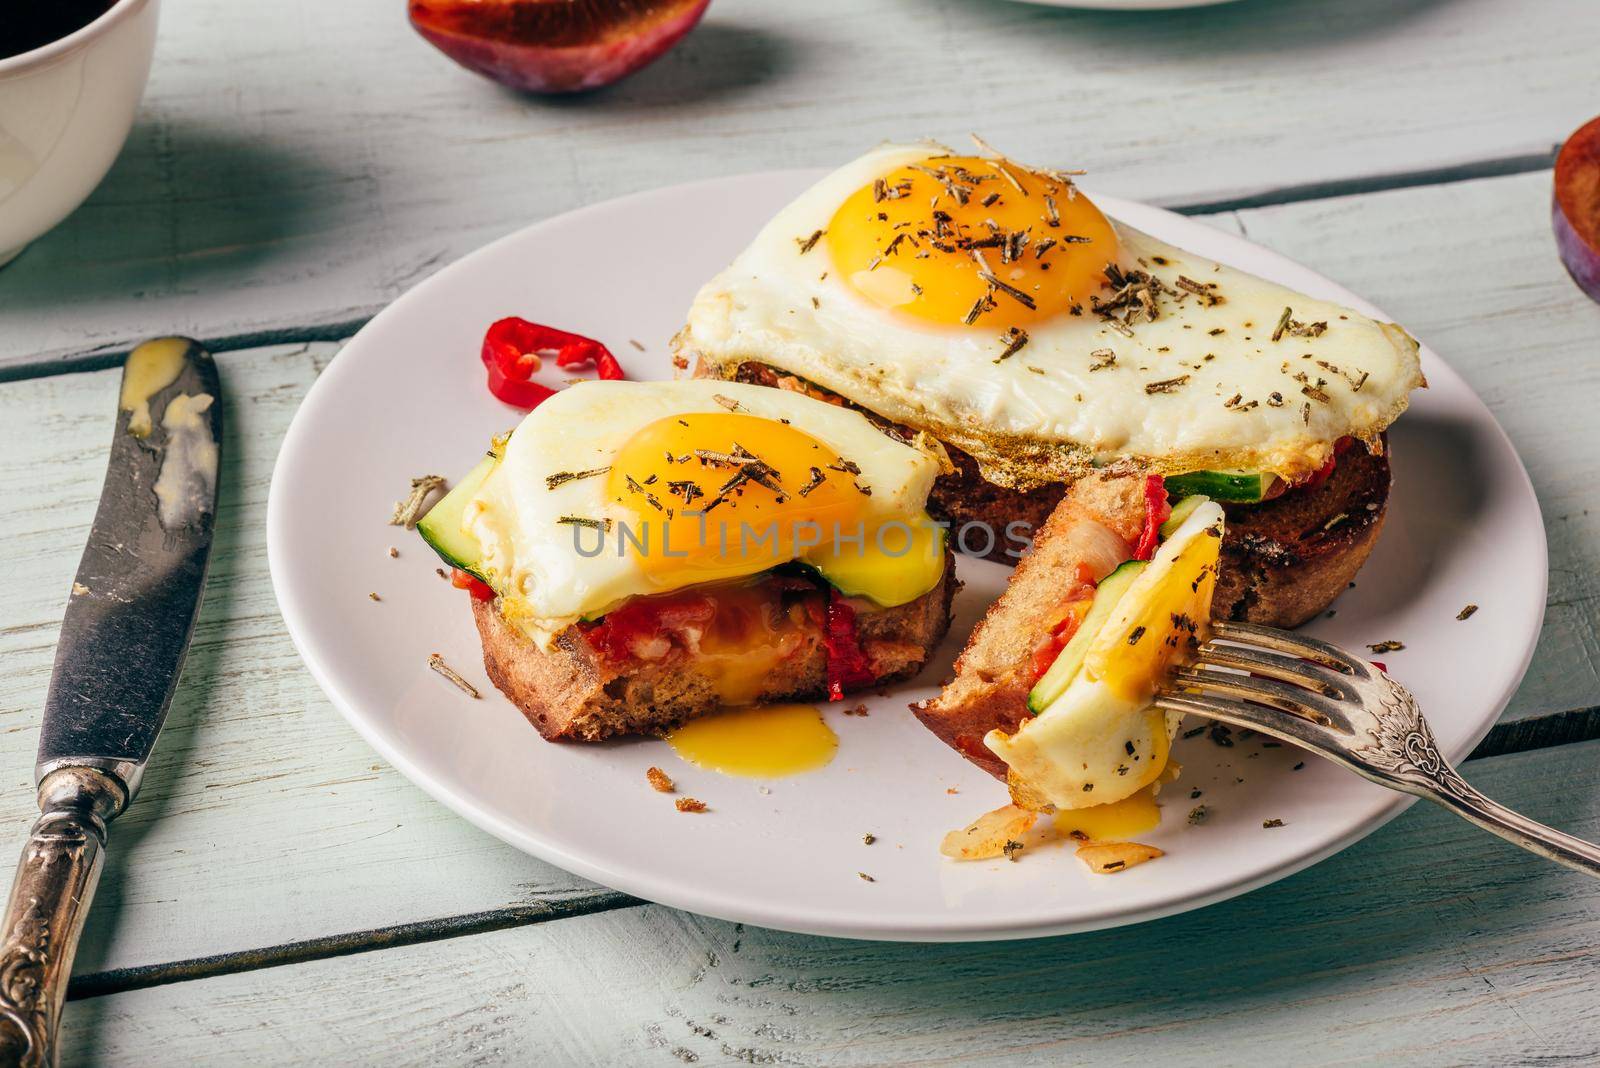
[
  {"x1": 484, "y1": 359, "x2": 557, "y2": 408},
  {"x1": 1029, "y1": 602, "x2": 1089, "y2": 682},
  {"x1": 451, "y1": 568, "x2": 496, "y2": 602},
  {"x1": 584, "y1": 591, "x2": 716, "y2": 663},
  {"x1": 480, "y1": 317, "x2": 625, "y2": 409},
  {"x1": 822, "y1": 588, "x2": 876, "y2": 701},
  {"x1": 1132, "y1": 474, "x2": 1171, "y2": 561}
]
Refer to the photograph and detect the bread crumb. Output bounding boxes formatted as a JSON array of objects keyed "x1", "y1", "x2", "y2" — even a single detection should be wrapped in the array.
[
  {"x1": 647, "y1": 767, "x2": 675, "y2": 793},
  {"x1": 675, "y1": 797, "x2": 707, "y2": 813},
  {"x1": 387, "y1": 546, "x2": 399, "y2": 558},
  {"x1": 945, "y1": 787, "x2": 959, "y2": 795}
]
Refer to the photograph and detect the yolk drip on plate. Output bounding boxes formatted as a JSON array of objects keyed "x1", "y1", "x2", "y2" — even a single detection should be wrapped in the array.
[
  {"x1": 1052, "y1": 784, "x2": 1162, "y2": 842},
  {"x1": 667, "y1": 704, "x2": 839, "y2": 778}
]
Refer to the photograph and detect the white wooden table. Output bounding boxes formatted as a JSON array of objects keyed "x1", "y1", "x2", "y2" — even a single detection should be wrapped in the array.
[{"x1": 4, "y1": 0, "x2": 1600, "y2": 1062}]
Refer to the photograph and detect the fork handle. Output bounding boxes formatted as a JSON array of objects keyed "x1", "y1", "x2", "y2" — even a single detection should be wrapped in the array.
[{"x1": 1413, "y1": 770, "x2": 1600, "y2": 878}]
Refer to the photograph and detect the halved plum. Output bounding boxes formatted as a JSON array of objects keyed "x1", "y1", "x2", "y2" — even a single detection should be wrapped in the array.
[
  {"x1": 1554, "y1": 114, "x2": 1600, "y2": 303},
  {"x1": 409, "y1": 0, "x2": 711, "y2": 95}
]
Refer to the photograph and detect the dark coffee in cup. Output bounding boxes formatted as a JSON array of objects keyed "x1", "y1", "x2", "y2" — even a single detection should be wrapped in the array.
[{"x1": 2, "y1": 1, "x2": 119, "y2": 61}]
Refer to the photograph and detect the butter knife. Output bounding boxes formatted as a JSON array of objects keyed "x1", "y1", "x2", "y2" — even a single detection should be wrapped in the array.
[{"x1": 0, "y1": 338, "x2": 222, "y2": 1067}]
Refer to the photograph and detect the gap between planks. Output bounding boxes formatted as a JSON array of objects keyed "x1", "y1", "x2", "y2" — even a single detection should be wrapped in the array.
[
  {"x1": 65, "y1": 891, "x2": 641, "y2": 1002},
  {"x1": 62, "y1": 704, "x2": 1600, "y2": 1004},
  {"x1": 0, "y1": 147, "x2": 1560, "y2": 386}
]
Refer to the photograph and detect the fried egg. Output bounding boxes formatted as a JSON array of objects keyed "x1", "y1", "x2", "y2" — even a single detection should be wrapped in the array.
[
  {"x1": 462, "y1": 380, "x2": 945, "y2": 647},
  {"x1": 987, "y1": 500, "x2": 1225, "y2": 809},
  {"x1": 679, "y1": 142, "x2": 1424, "y2": 488}
]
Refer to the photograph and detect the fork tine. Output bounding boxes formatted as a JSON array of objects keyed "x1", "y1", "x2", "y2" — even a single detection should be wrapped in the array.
[
  {"x1": 1191, "y1": 643, "x2": 1362, "y2": 703},
  {"x1": 1210, "y1": 620, "x2": 1370, "y2": 675},
  {"x1": 1153, "y1": 692, "x2": 1344, "y2": 753},
  {"x1": 1168, "y1": 666, "x2": 1355, "y2": 733}
]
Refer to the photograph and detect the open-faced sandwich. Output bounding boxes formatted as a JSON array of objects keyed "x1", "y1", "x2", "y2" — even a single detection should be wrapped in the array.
[
  {"x1": 675, "y1": 141, "x2": 1424, "y2": 628},
  {"x1": 920, "y1": 473, "x2": 1223, "y2": 811},
  {"x1": 416, "y1": 379, "x2": 954, "y2": 740}
]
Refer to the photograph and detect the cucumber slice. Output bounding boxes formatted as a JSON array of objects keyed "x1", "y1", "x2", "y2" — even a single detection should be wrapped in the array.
[
  {"x1": 417, "y1": 455, "x2": 497, "y2": 581},
  {"x1": 1026, "y1": 560, "x2": 1146, "y2": 714},
  {"x1": 1159, "y1": 494, "x2": 1210, "y2": 540},
  {"x1": 1163, "y1": 470, "x2": 1271, "y2": 503}
]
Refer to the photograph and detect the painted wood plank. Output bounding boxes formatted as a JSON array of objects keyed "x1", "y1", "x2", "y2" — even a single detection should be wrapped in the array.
[
  {"x1": 0, "y1": 343, "x2": 610, "y2": 981},
  {"x1": 2, "y1": 170, "x2": 1598, "y2": 982},
  {"x1": 2, "y1": 0, "x2": 1596, "y2": 373},
  {"x1": 55, "y1": 739, "x2": 1600, "y2": 1067}
]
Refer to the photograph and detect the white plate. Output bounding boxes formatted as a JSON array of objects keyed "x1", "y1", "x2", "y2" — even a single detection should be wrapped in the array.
[{"x1": 268, "y1": 171, "x2": 1546, "y2": 941}]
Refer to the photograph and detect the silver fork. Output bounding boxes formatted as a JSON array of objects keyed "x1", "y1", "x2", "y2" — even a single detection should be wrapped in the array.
[{"x1": 1155, "y1": 620, "x2": 1600, "y2": 877}]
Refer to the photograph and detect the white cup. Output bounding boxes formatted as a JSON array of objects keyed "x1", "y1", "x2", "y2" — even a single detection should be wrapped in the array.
[{"x1": 0, "y1": 0, "x2": 161, "y2": 268}]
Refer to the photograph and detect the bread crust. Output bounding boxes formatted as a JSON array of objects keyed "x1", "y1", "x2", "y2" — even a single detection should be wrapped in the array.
[
  {"x1": 474, "y1": 555, "x2": 956, "y2": 742},
  {"x1": 1211, "y1": 441, "x2": 1390, "y2": 628}
]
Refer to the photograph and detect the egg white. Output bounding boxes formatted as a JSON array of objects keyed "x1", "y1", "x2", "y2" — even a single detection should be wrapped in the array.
[
  {"x1": 464, "y1": 380, "x2": 941, "y2": 648},
  {"x1": 679, "y1": 142, "x2": 1424, "y2": 488}
]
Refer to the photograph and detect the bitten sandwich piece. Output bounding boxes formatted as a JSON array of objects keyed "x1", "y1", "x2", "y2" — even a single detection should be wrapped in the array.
[
  {"x1": 418, "y1": 380, "x2": 954, "y2": 740},
  {"x1": 918, "y1": 472, "x2": 1225, "y2": 810},
  {"x1": 912, "y1": 471, "x2": 1147, "y2": 778}
]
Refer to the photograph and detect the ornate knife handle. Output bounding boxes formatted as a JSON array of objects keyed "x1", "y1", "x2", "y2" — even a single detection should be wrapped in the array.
[{"x1": 0, "y1": 768, "x2": 126, "y2": 1068}]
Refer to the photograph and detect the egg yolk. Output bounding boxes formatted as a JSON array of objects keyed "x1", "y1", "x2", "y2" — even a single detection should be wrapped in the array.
[
  {"x1": 827, "y1": 155, "x2": 1118, "y2": 328},
  {"x1": 604, "y1": 412, "x2": 942, "y2": 605}
]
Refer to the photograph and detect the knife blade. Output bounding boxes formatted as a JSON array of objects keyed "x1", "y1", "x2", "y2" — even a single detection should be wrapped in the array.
[
  {"x1": 36, "y1": 336, "x2": 222, "y2": 790},
  {"x1": 0, "y1": 338, "x2": 221, "y2": 1068}
]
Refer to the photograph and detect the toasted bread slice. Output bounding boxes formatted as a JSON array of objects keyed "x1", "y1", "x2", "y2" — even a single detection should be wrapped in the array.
[
  {"x1": 706, "y1": 360, "x2": 1388, "y2": 627},
  {"x1": 1212, "y1": 439, "x2": 1390, "y2": 627},
  {"x1": 474, "y1": 556, "x2": 955, "y2": 742}
]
